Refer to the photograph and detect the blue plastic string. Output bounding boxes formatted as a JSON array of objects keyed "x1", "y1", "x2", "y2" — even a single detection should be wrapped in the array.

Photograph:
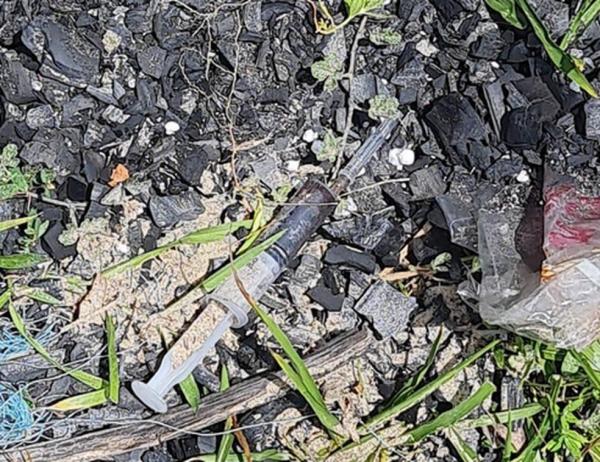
[
  {"x1": 0, "y1": 323, "x2": 53, "y2": 362},
  {"x1": 0, "y1": 384, "x2": 34, "y2": 446}
]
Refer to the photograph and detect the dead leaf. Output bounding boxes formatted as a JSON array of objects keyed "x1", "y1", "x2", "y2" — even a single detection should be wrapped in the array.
[{"x1": 108, "y1": 164, "x2": 129, "y2": 187}]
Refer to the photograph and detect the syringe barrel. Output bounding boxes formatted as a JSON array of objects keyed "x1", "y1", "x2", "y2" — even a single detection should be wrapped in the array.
[
  {"x1": 263, "y1": 178, "x2": 337, "y2": 266},
  {"x1": 207, "y1": 251, "x2": 283, "y2": 327}
]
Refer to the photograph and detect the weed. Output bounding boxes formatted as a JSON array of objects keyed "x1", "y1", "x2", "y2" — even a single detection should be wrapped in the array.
[
  {"x1": 313, "y1": 0, "x2": 384, "y2": 35},
  {"x1": 311, "y1": 54, "x2": 343, "y2": 91},
  {"x1": 18, "y1": 212, "x2": 48, "y2": 253},
  {"x1": 368, "y1": 95, "x2": 400, "y2": 120},
  {"x1": 0, "y1": 143, "x2": 56, "y2": 200},
  {"x1": 369, "y1": 27, "x2": 403, "y2": 46},
  {"x1": 317, "y1": 130, "x2": 342, "y2": 162}
]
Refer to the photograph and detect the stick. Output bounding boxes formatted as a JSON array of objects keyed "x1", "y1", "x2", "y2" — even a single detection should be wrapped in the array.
[{"x1": 2, "y1": 329, "x2": 372, "y2": 462}]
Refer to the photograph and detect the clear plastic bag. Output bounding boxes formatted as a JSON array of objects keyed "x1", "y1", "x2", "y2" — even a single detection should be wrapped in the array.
[{"x1": 478, "y1": 170, "x2": 600, "y2": 350}]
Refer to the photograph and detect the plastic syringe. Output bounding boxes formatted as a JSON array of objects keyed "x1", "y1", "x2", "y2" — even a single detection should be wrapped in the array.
[{"x1": 132, "y1": 119, "x2": 399, "y2": 412}]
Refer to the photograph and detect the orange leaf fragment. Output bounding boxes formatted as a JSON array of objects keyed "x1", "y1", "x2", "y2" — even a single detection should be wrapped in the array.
[{"x1": 108, "y1": 164, "x2": 129, "y2": 187}]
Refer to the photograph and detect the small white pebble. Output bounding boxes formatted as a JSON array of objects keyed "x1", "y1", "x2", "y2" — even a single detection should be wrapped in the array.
[
  {"x1": 164, "y1": 121, "x2": 180, "y2": 135},
  {"x1": 516, "y1": 169, "x2": 530, "y2": 183},
  {"x1": 302, "y1": 129, "x2": 318, "y2": 143},
  {"x1": 285, "y1": 160, "x2": 300, "y2": 172},
  {"x1": 31, "y1": 80, "x2": 43, "y2": 91},
  {"x1": 389, "y1": 147, "x2": 415, "y2": 169}
]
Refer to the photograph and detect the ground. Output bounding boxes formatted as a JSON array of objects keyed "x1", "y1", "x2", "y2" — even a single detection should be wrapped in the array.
[{"x1": 0, "y1": 0, "x2": 600, "y2": 461}]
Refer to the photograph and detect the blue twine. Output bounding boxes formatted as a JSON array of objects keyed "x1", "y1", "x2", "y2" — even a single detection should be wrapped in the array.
[
  {"x1": 0, "y1": 323, "x2": 53, "y2": 362},
  {"x1": 0, "y1": 384, "x2": 34, "y2": 445}
]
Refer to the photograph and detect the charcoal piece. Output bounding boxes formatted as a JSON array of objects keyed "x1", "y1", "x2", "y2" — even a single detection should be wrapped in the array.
[
  {"x1": 86, "y1": 85, "x2": 119, "y2": 105},
  {"x1": 354, "y1": 280, "x2": 418, "y2": 338},
  {"x1": 324, "y1": 245, "x2": 377, "y2": 273},
  {"x1": 501, "y1": 108, "x2": 541, "y2": 148},
  {"x1": 243, "y1": 1, "x2": 262, "y2": 32},
  {"x1": 26, "y1": 105, "x2": 56, "y2": 129},
  {"x1": 470, "y1": 27, "x2": 504, "y2": 60},
  {"x1": 65, "y1": 177, "x2": 88, "y2": 202},
  {"x1": 425, "y1": 94, "x2": 486, "y2": 149},
  {"x1": 0, "y1": 54, "x2": 36, "y2": 104},
  {"x1": 483, "y1": 80, "x2": 505, "y2": 137},
  {"x1": 175, "y1": 145, "x2": 209, "y2": 186},
  {"x1": 258, "y1": 87, "x2": 289, "y2": 105},
  {"x1": 149, "y1": 190, "x2": 205, "y2": 228},
  {"x1": 348, "y1": 176, "x2": 388, "y2": 213},
  {"x1": 22, "y1": 17, "x2": 100, "y2": 86},
  {"x1": 137, "y1": 46, "x2": 167, "y2": 79},
  {"x1": 307, "y1": 284, "x2": 345, "y2": 312},
  {"x1": 20, "y1": 136, "x2": 77, "y2": 173},
  {"x1": 584, "y1": 99, "x2": 600, "y2": 141},
  {"x1": 62, "y1": 95, "x2": 96, "y2": 126},
  {"x1": 373, "y1": 221, "x2": 412, "y2": 266},
  {"x1": 512, "y1": 77, "x2": 560, "y2": 122},
  {"x1": 324, "y1": 214, "x2": 396, "y2": 250},
  {"x1": 409, "y1": 165, "x2": 446, "y2": 200},
  {"x1": 42, "y1": 222, "x2": 77, "y2": 260},
  {"x1": 430, "y1": 0, "x2": 463, "y2": 22},
  {"x1": 352, "y1": 74, "x2": 377, "y2": 104},
  {"x1": 135, "y1": 79, "x2": 158, "y2": 115},
  {"x1": 486, "y1": 157, "x2": 523, "y2": 181}
]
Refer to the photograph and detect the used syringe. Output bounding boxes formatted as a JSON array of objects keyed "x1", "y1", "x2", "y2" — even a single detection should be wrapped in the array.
[{"x1": 132, "y1": 119, "x2": 399, "y2": 412}]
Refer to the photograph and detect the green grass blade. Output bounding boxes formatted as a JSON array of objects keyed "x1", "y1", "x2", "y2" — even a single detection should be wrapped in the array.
[
  {"x1": 189, "y1": 449, "x2": 291, "y2": 462},
  {"x1": 560, "y1": 0, "x2": 600, "y2": 49},
  {"x1": 200, "y1": 231, "x2": 284, "y2": 293},
  {"x1": 391, "y1": 327, "x2": 444, "y2": 404},
  {"x1": 237, "y1": 200, "x2": 264, "y2": 254},
  {"x1": 8, "y1": 300, "x2": 105, "y2": 390},
  {"x1": 102, "y1": 220, "x2": 252, "y2": 277},
  {"x1": 502, "y1": 411, "x2": 513, "y2": 461},
  {"x1": 0, "y1": 289, "x2": 11, "y2": 310},
  {"x1": 366, "y1": 340, "x2": 500, "y2": 429},
  {"x1": 515, "y1": 0, "x2": 598, "y2": 97},
  {"x1": 106, "y1": 314, "x2": 119, "y2": 404},
  {"x1": 460, "y1": 403, "x2": 544, "y2": 428},
  {"x1": 511, "y1": 413, "x2": 550, "y2": 462},
  {"x1": 49, "y1": 389, "x2": 108, "y2": 411},
  {"x1": 0, "y1": 215, "x2": 36, "y2": 232},
  {"x1": 0, "y1": 253, "x2": 46, "y2": 269},
  {"x1": 179, "y1": 374, "x2": 202, "y2": 410},
  {"x1": 446, "y1": 428, "x2": 479, "y2": 462},
  {"x1": 253, "y1": 304, "x2": 340, "y2": 432},
  {"x1": 216, "y1": 365, "x2": 234, "y2": 462},
  {"x1": 24, "y1": 289, "x2": 62, "y2": 305},
  {"x1": 407, "y1": 382, "x2": 496, "y2": 443},
  {"x1": 572, "y1": 350, "x2": 600, "y2": 391},
  {"x1": 484, "y1": 0, "x2": 525, "y2": 29}
]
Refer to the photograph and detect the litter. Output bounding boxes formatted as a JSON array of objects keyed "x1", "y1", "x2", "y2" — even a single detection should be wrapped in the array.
[
  {"x1": 478, "y1": 167, "x2": 600, "y2": 349},
  {"x1": 0, "y1": 384, "x2": 34, "y2": 447},
  {"x1": 132, "y1": 120, "x2": 400, "y2": 412}
]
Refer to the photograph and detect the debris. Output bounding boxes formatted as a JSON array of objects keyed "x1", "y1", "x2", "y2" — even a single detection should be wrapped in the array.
[
  {"x1": 108, "y1": 164, "x2": 129, "y2": 187},
  {"x1": 149, "y1": 191, "x2": 205, "y2": 228},
  {"x1": 353, "y1": 280, "x2": 418, "y2": 338},
  {"x1": 0, "y1": 384, "x2": 34, "y2": 447}
]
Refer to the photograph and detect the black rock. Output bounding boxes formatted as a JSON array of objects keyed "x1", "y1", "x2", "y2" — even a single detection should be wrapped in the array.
[
  {"x1": 149, "y1": 190, "x2": 205, "y2": 228},
  {"x1": 65, "y1": 177, "x2": 88, "y2": 202},
  {"x1": 501, "y1": 108, "x2": 541, "y2": 149},
  {"x1": 0, "y1": 53, "x2": 37, "y2": 104},
  {"x1": 42, "y1": 222, "x2": 77, "y2": 260},
  {"x1": 307, "y1": 284, "x2": 345, "y2": 312},
  {"x1": 22, "y1": 17, "x2": 100, "y2": 87},
  {"x1": 324, "y1": 245, "x2": 377, "y2": 273},
  {"x1": 409, "y1": 165, "x2": 447, "y2": 200},
  {"x1": 324, "y1": 215, "x2": 396, "y2": 250},
  {"x1": 373, "y1": 220, "x2": 412, "y2": 266},
  {"x1": 137, "y1": 46, "x2": 167, "y2": 79}
]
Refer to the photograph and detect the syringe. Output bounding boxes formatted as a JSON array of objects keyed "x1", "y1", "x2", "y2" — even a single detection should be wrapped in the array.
[{"x1": 132, "y1": 119, "x2": 399, "y2": 412}]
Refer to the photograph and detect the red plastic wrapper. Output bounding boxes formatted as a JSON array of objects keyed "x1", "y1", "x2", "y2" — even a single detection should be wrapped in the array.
[{"x1": 478, "y1": 169, "x2": 600, "y2": 350}]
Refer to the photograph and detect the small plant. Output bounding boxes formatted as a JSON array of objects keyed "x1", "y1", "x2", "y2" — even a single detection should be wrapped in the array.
[
  {"x1": 368, "y1": 94, "x2": 399, "y2": 120},
  {"x1": 485, "y1": 0, "x2": 598, "y2": 97},
  {"x1": 0, "y1": 143, "x2": 57, "y2": 200},
  {"x1": 311, "y1": 54, "x2": 343, "y2": 91},
  {"x1": 316, "y1": 130, "x2": 341, "y2": 162},
  {"x1": 369, "y1": 27, "x2": 403, "y2": 46},
  {"x1": 19, "y1": 211, "x2": 48, "y2": 252},
  {"x1": 312, "y1": 0, "x2": 384, "y2": 35}
]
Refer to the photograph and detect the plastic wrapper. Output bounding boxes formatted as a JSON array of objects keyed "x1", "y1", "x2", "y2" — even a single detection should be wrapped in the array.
[{"x1": 478, "y1": 169, "x2": 600, "y2": 349}]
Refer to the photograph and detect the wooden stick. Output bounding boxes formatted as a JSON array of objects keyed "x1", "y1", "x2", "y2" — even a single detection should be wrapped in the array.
[{"x1": 2, "y1": 329, "x2": 372, "y2": 462}]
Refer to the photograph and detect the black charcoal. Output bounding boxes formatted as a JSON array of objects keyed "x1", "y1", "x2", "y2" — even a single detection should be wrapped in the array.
[{"x1": 149, "y1": 190, "x2": 205, "y2": 228}]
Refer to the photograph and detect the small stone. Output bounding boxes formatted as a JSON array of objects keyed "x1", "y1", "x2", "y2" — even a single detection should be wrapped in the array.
[
  {"x1": 354, "y1": 281, "x2": 418, "y2": 338},
  {"x1": 285, "y1": 160, "x2": 300, "y2": 171},
  {"x1": 26, "y1": 105, "x2": 56, "y2": 129},
  {"x1": 149, "y1": 190, "x2": 205, "y2": 228},
  {"x1": 516, "y1": 169, "x2": 530, "y2": 183},
  {"x1": 324, "y1": 245, "x2": 377, "y2": 273},
  {"x1": 302, "y1": 129, "x2": 318, "y2": 143},
  {"x1": 137, "y1": 46, "x2": 167, "y2": 79},
  {"x1": 102, "y1": 30, "x2": 121, "y2": 54},
  {"x1": 389, "y1": 147, "x2": 415, "y2": 169},
  {"x1": 165, "y1": 121, "x2": 180, "y2": 135},
  {"x1": 584, "y1": 99, "x2": 600, "y2": 140}
]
